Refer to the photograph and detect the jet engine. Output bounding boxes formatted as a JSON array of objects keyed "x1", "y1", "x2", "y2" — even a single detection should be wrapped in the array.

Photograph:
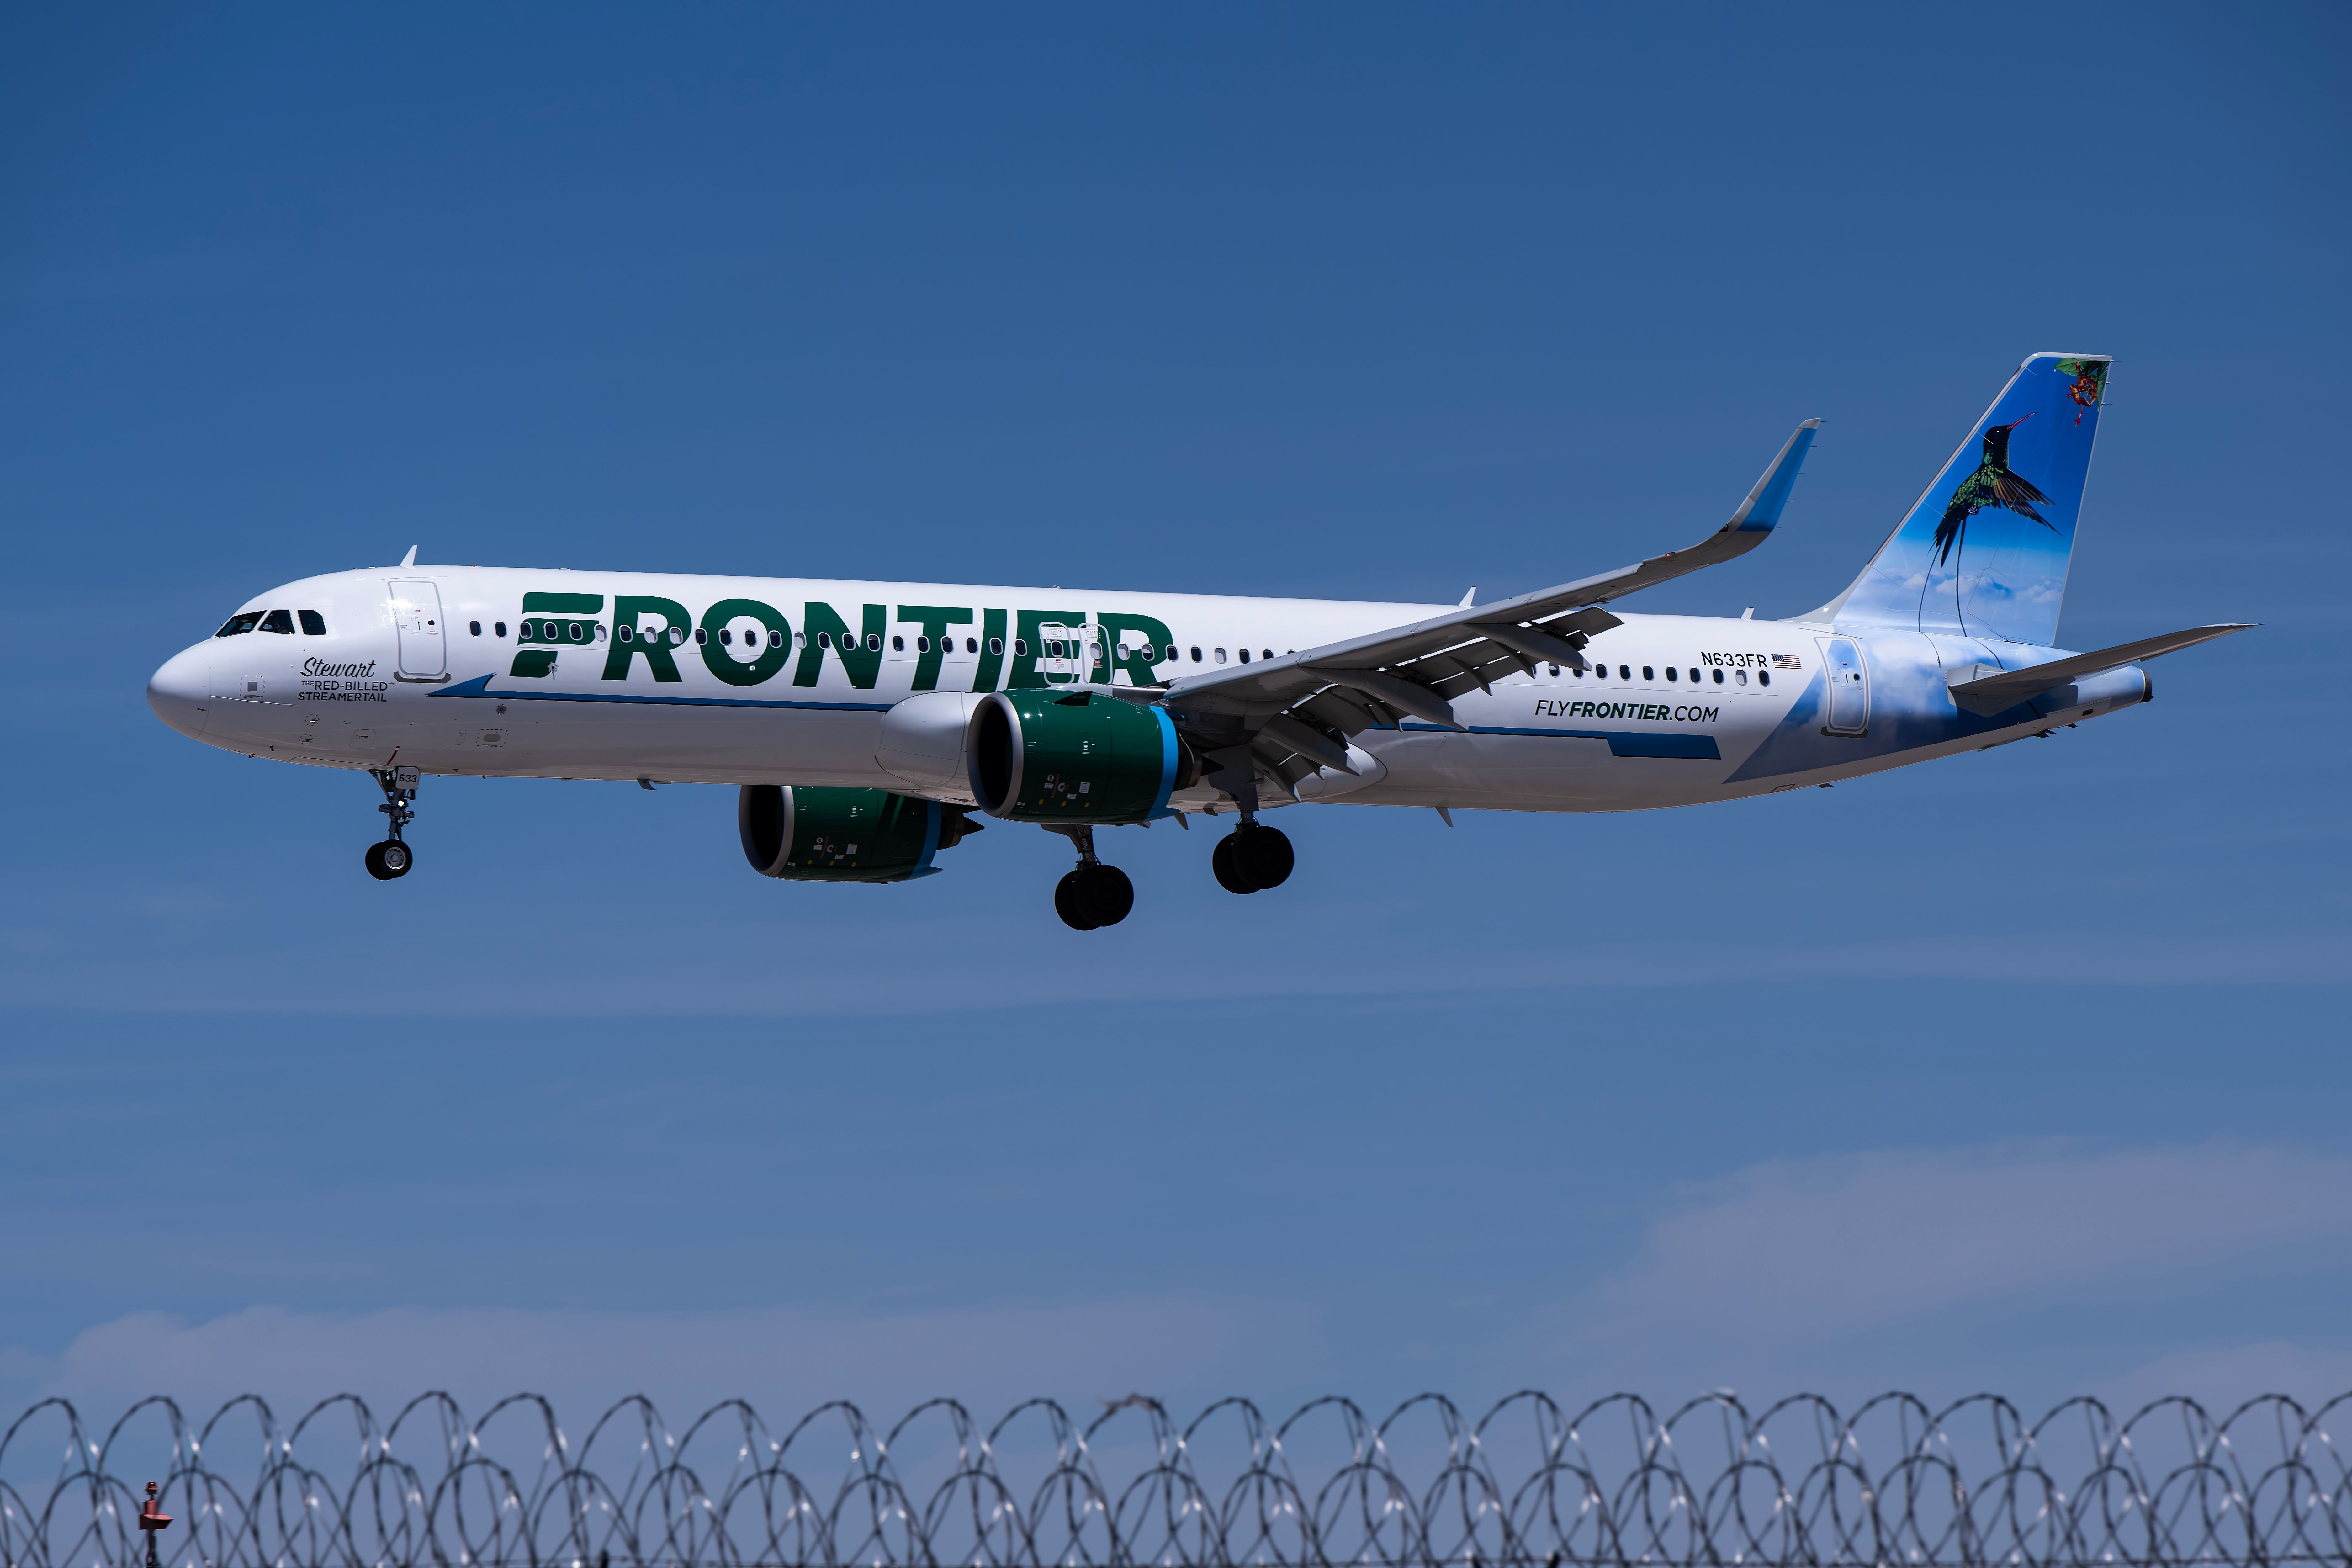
[
  {"x1": 738, "y1": 785, "x2": 980, "y2": 883},
  {"x1": 966, "y1": 690, "x2": 1196, "y2": 823}
]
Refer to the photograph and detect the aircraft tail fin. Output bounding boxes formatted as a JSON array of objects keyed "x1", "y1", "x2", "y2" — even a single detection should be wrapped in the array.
[{"x1": 1809, "y1": 352, "x2": 2110, "y2": 645}]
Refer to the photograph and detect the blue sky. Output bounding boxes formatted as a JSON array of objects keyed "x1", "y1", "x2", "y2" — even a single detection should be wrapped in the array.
[{"x1": 3, "y1": 3, "x2": 2349, "y2": 1434}]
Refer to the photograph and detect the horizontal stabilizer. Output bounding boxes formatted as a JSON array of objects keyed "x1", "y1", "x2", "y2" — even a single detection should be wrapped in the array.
[{"x1": 1945, "y1": 623, "x2": 2253, "y2": 716}]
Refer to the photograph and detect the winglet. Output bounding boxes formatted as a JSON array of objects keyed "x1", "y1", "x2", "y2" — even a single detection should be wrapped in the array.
[
  {"x1": 399, "y1": 545, "x2": 419, "y2": 568},
  {"x1": 1725, "y1": 420, "x2": 1820, "y2": 534}
]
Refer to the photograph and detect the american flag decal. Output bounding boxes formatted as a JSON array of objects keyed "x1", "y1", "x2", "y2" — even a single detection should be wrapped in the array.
[{"x1": 1771, "y1": 654, "x2": 1802, "y2": 670}]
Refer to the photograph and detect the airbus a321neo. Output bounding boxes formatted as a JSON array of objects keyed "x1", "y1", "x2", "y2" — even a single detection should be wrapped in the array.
[{"x1": 149, "y1": 352, "x2": 2248, "y2": 929}]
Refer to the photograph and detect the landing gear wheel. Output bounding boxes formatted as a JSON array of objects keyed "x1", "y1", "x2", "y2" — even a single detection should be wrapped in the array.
[
  {"x1": 1054, "y1": 870, "x2": 1098, "y2": 930},
  {"x1": 1230, "y1": 825, "x2": 1293, "y2": 890},
  {"x1": 1055, "y1": 865, "x2": 1133, "y2": 929},
  {"x1": 365, "y1": 840, "x2": 413, "y2": 880},
  {"x1": 1211, "y1": 834, "x2": 1257, "y2": 895},
  {"x1": 1076, "y1": 863, "x2": 1133, "y2": 926}
]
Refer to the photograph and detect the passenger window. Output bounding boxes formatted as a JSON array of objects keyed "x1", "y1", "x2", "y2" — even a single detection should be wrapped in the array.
[
  {"x1": 1642, "y1": 665, "x2": 1654, "y2": 680},
  {"x1": 988, "y1": 637, "x2": 1002, "y2": 655},
  {"x1": 1712, "y1": 668, "x2": 1724, "y2": 684},
  {"x1": 1572, "y1": 664, "x2": 1585, "y2": 677},
  {"x1": 1665, "y1": 666, "x2": 1677, "y2": 681},
  {"x1": 469, "y1": 620, "x2": 482, "y2": 636},
  {"x1": 1215, "y1": 648, "x2": 1228, "y2": 663},
  {"x1": 770, "y1": 630, "x2": 784, "y2": 649},
  {"x1": 299, "y1": 610, "x2": 326, "y2": 635},
  {"x1": 1190, "y1": 646, "x2": 1202, "y2": 662},
  {"x1": 1735, "y1": 669, "x2": 1747, "y2": 686},
  {"x1": 865, "y1": 633, "x2": 881, "y2": 652},
  {"x1": 891, "y1": 635, "x2": 904, "y2": 652},
  {"x1": 1238, "y1": 649, "x2": 1251, "y2": 664},
  {"x1": 494, "y1": 621, "x2": 507, "y2": 638},
  {"x1": 1013, "y1": 639, "x2": 1027, "y2": 655},
  {"x1": 1262, "y1": 649, "x2": 1272, "y2": 661},
  {"x1": 1688, "y1": 668, "x2": 1699, "y2": 682},
  {"x1": 915, "y1": 636, "x2": 929, "y2": 653},
  {"x1": 1164, "y1": 645, "x2": 1178, "y2": 661},
  {"x1": 1548, "y1": 664, "x2": 1560, "y2": 677},
  {"x1": 260, "y1": 609, "x2": 295, "y2": 634},
  {"x1": 215, "y1": 612, "x2": 263, "y2": 637},
  {"x1": 817, "y1": 632, "x2": 832, "y2": 649},
  {"x1": 1619, "y1": 665, "x2": 1630, "y2": 679},
  {"x1": 1759, "y1": 670, "x2": 1771, "y2": 686}
]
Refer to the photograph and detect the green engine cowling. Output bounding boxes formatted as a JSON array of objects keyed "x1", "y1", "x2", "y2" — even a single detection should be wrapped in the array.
[
  {"x1": 966, "y1": 690, "x2": 1189, "y2": 823},
  {"x1": 738, "y1": 785, "x2": 979, "y2": 883}
]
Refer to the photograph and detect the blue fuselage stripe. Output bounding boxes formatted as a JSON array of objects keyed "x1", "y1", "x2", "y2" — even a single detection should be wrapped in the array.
[
  {"x1": 429, "y1": 675, "x2": 890, "y2": 712},
  {"x1": 1399, "y1": 722, "x2": 1721, "y2": 760}
]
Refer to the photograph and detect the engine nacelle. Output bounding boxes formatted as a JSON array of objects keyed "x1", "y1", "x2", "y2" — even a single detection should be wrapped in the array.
[
  {"x1": 966, "y1": 690, "x2": 1190, "y2": 823},
  {"x1": 738, "y1": 785, "x2": 978, "y2": 883}
]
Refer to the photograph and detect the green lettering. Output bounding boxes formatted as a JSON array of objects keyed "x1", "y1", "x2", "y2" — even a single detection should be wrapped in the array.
[
  {"x1": 1094, "y1": 612, "x2": 1176, "y2": 687},
  {"x1": 898, "y1": 605, "x2": 975, "y2": 692},
  {"x1": 605, "y1": 596, "x2": 693, "y2": 682},
  {"x1": 521, "y1": 592, "x2": 604, "y2": 615},
  {"x1": 795, "y1": 603, "x2": 886, "y2": 689},
  {"x1": 972, "y1": 609, "x2": 1007, "y2": 692},
  {"x1": 700, "y1": 598, "x2": 792, "y2": 688}
]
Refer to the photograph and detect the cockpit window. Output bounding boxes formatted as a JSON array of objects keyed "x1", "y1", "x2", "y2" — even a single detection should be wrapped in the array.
[
  {"x1": 299, "y1": 610, "x2": 326, "y2": 635},
  {"x1": 215, "y1": 612, "x2": 264, "y2": 637},
  {"x1": 260, "y1": 609, "x2": 295, "y2": 634}
]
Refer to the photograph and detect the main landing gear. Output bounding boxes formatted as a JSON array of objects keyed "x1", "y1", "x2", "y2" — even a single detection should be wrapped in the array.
[
  {"x1": 1212, "y1": 822, "x2": 1293, "y2": 895},
  {"x1": 365, "y1": 766, "x2": 419, "y2": 881},
  {"x1": 1046, "y1": 824, "x2": 1134, "y2": 930}
]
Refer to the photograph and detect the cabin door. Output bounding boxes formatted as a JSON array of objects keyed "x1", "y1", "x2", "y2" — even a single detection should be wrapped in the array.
[{"x1": 1819, "y1": 637, "x2": 1869, "y2": 735}]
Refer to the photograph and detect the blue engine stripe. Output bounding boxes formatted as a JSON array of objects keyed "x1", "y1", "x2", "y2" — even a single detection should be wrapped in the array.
[
  {"x1": 1148, "y1": 706, "x2": 1180, "y2": 817},
  {"x1": 914, "y1": 799, "x2": 943, "y2": 875}
]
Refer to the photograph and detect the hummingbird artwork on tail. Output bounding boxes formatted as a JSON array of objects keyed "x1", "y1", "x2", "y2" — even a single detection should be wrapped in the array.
[{"x1": 1931, "y1": 413, "x2": 2054, "y2": 568}]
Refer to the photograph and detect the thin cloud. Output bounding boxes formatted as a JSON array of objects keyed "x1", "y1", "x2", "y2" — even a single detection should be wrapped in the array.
[
  {"x1": 9, "y1": 1296, "x2": 1324, "y2": 1426},
  {"x1": 1554, "y1": 1142, "x2": 2352, "y2": 1384}
]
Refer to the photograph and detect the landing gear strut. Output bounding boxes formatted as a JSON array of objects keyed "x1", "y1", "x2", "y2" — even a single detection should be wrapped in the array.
[
  {"x1": 1195, "y1": 746, "x2": 1294, "y2": 895},
  {"x1": 365, "y1": 766, "x2": 418, "y2": 881},
  {"x1": 1045, "y1": 824, "x2": 1133, "y2": 930}
]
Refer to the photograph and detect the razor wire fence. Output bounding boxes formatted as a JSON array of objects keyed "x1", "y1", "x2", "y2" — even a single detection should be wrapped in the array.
[{"x1": 4, "y1": 1391, "x2": 2348, "y2": 1568}]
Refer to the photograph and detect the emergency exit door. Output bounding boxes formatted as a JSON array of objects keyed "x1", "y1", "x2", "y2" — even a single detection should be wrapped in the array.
[{"x1": 390, "y1": 581, "x2": 448, "y2": 679}]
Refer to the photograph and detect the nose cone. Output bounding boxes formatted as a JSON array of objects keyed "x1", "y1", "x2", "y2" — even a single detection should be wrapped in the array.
[{"x1": 148, "y1": 647, "x2": 212, "y2": 738}]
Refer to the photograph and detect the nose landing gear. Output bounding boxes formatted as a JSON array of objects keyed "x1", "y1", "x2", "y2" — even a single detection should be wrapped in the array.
[
  {"x1": 365, "y1": 766, "x2": 419, "y2": 881},
  {"x1": 1045, "y1": 824, "x2": 1133, "y2": 930}
]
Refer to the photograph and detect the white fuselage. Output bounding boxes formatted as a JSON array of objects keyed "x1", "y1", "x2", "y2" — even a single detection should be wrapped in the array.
[{"x1": 147, "y1": 565, "x2": 2152, "y2": 814}]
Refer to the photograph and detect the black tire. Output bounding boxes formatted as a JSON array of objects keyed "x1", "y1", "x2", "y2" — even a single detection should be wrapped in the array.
[
  {"x1": 1231, "y1": 825, "x2": 1292, "y2": 889},
  {"x1": 1211, "y1": 834, "x2": 1257, "y2": 894},
  {"x1": 365, "y1": 840, "x2": 412, "y2": 880},
  {"x1": 1054, "y1": 870, "x2": 1100, "y2": 930},
  {"x1": 1077, "y1": 863, "x2": 1134, "y2": 926}
]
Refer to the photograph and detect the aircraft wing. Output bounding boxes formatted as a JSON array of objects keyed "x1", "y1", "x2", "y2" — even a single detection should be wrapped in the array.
[
  {"x1": 1944, "y1": 623, "x2": 2254, "y2": 716},
  {"x1": 1153, "y1": 420, "x2": 1819, "y2": 795}
]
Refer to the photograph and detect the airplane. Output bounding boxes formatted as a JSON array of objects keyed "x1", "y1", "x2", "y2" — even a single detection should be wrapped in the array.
[{"x1": 148, "y1": 352, "x2": 2248, "y2": 929}]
